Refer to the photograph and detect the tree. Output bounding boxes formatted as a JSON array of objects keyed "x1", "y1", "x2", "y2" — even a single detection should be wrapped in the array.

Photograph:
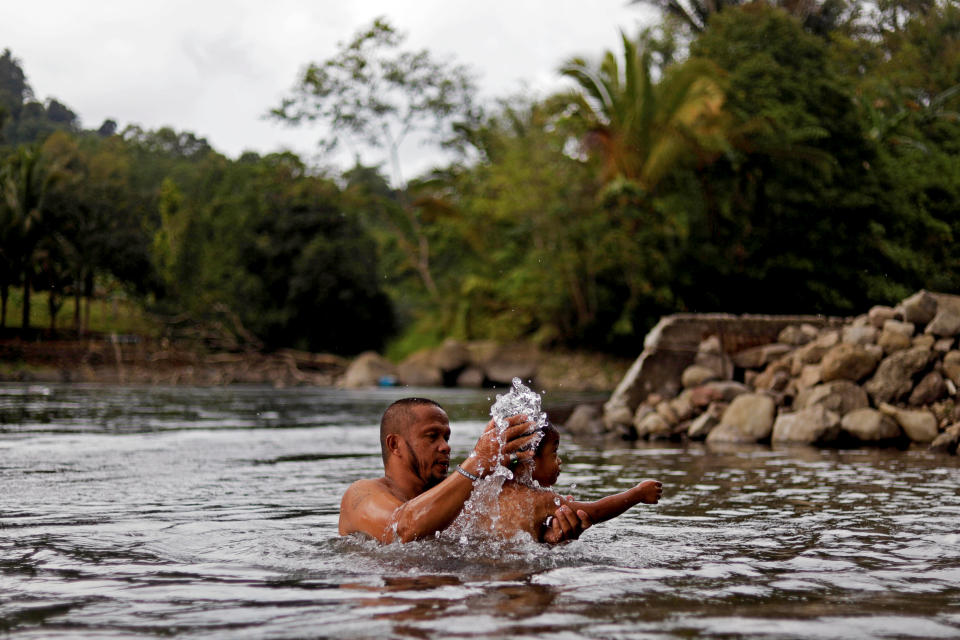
[{"x1": 271, "y1": 17, "x2": 480, "y2": 297}]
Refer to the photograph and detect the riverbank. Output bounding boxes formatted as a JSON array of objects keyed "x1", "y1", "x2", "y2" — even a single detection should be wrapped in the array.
[{"x1": 0, "y1": 335, "x2": 631, "y2": 392}]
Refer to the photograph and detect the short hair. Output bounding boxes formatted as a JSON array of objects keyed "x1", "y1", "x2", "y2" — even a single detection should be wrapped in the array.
[
  {"x1": 379, "y1": 398, "x2": 443, "y2": 464},
  {"x1": 535, "y1": 422, "x2": 560, "y2": 456}
]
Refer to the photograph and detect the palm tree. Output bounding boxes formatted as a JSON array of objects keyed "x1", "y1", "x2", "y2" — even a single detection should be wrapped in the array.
[{"x1": 560, "y1": 31, "x2": 729, "y2": 192}]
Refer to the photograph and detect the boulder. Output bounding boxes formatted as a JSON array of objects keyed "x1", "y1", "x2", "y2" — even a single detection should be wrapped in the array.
[
  {"x1": 795, "y1": 380, "x2": 869, "y2": 417},
  {"x1": 434, "y1": 339, "x2": 472, "y2": 372},
  {"x1": 340, "y1": 351, "x2": 398, "y2": 388},
  {"x1": 934, "y1": 338, "x2": 955, "y2": 353},
  {"x1": 754, "y1": 357, "x2": 793, "y2": 391},
  {"x1": 689, "y1": 380, "x2": 751, "y2": 407},
  {"x1": 912, "y1": 334, "x2": 935, "y2": 350},
  {"x1": 772, "y1": 405, "x2": 841, "y2": 444},
  {"x1": 864, "y1": 347, "x2": 933, "y2": 404},
  {"x1": 681, "y1": 364, "x2": 717, "y2": 389},
  {"x1": 868, "y1": 305, "x2": 898, "y2": 328},
  {"x1": 793, "y1": 330, "x2": 840, "y2": 367},
  {"x1": 883, "y1": 319, "x2": 916, "y2": 338},
  {"x1": 732, "y1": 343, "x2": 794, "y2": 369},
  {"x1": 669, "y1": 390, "x2": 696, "y2": 422},
  {"x1": 695, "y1": 335, "x2": 734, "y2": 380},
  {"x1": 841, "y1": 408, "x2": 902, "y2": 442},
  {"x1": 943, "y1": 351, "x2": 960, "y2": 387},
  {"x1": 898, "y1": 290, "x2": 938, "y2": 325},
  {"x1": 397, "y1": 350, "x2": 443, "y2": 387},
  {"x1": 842, "y1": 325, "x2": 878, "y2": 346},
  {"x1": 709, "y1": 393, "x2": 776, "y2": 443},
  {"x1": 482, "y1": 343, "x2": 539, "y2": 386},
  {"x1": 929, "y1": 423, "x2": 960, "y2": 455},
  {"x1": 909, "y1": 371, "x2": 946, "y2": 406},
  {"x1": 563, "y1": 404, "x2": 605, "y2": 437},
  {"x1": 820, "y1": 343, "x2": 881, "y2": 382},
  {"x1": 878, "y1": 329, "x2": 912, "y2": 354},
  {"x1": 925, "y1": 307, "x2": 960, "y2": 337},
  {"x1": 687, "y1": 403, "x2": 725, "y2": 439},
  {"x1": 879, "y1": 403, "x2": 939, "y2": 443},
  {"x1": 778, "y1": 324, "x2": 819, "y2": 346},
  {"x1": 456, "y1": 366, "x2": 485, "y2": 388},
  {"x1": 635, "y1": 410, "x2": 672, "y2": 439},
  {"x1": 655, "y1": 401, "x2": 680, "y2": 426},
  {"x1": 797, "y1": 364, "x2": 823, "y2": 390}
]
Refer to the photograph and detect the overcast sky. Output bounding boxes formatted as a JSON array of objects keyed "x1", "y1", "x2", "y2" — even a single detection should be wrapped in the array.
[{"x1": 2, "y1": 1, "x2": 656, "y2": 177}]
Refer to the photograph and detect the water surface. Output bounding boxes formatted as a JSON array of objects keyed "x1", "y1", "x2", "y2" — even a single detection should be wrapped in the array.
[{"x1": 2, "y1": 384, "x2": 959, "y2": 638}]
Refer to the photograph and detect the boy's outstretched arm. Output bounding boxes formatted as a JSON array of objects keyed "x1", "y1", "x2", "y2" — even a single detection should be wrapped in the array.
[{"x1": 563, "y1": 479, "x2": 662, "y2": 526}]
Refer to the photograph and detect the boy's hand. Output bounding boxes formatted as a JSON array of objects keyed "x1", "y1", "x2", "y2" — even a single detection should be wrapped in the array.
[
  {"x1": 542, "y1": 504, "x2": 591, "y2": 544},
  {"x1": 637, "y1": 479, "x2": 663, "y2": 504}
]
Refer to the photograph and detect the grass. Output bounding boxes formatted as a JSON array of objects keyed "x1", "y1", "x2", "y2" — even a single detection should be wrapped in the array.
[{"x1": 1, "y1": 288, "x2": 160, "y2": 337}]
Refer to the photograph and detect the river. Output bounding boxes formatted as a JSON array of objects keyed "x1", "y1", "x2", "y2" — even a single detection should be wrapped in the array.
[{"x1": 2, "y1": 383, "x2": 959, "y2": 638}]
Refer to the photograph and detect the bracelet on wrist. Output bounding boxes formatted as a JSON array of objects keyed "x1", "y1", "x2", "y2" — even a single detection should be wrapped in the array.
[{"x1": 455, "y1": 465, "x2": 479, "y2": 482}]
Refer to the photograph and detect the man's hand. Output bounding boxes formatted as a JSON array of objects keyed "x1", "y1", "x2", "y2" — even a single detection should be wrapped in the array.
[
  {"x1": 542, "y1": 503, "x2": 592, "y2": 544},
  {"x1": 464, "y1": 414, "x2": 539, "y2": 477}
]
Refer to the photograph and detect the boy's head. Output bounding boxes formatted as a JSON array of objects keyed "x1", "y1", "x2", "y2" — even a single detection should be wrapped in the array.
[{"x1": 531, "y1": 422, "x2": 561, "y2": 486}]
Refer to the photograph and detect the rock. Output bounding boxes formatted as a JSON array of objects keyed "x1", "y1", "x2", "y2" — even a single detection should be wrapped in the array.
[
  {"x1": 793, "y1": 330, "x2": 841, "y2": 367},
  {"x1": 778, "y1": 324, "x2": 818, "y2": 346},
  {"x1": 878, "y1": 329, "x2": 913, "y2": 354},
  {"x1": 655, "y1": 401, "x2": 680, "y2": 426},
  {"x1": 883, "y1": 319, "x2": 916, "y2": 338},
  {"x1": 943, "y1": 351, "x2": 960, "y2": 387},
  {"x1": 841, "y1": 408, "x2": 902, "y2": 442},
  {"x1": 795, "y1": 380, "x2": 869, "y2": 416},
  {"x1": 864, "y1": 347, "x2": 934, "y2": 405},
  {"x1": 732, "y1": 343, "x2": 794, "y2": 369},
  {"x1": 820, "y1": 343, "x2": 881, "y2": 382},
  {"x1": 754, "y1": 357, "x2": 793, "y2": 391},
  {"x1": 772, "y1": 405, "x2": 841, "y2": 444},
  {"x1": 929, "y1": 422, "x2": 960, "y2": 454},
  {"x1": 909, "y1": 371, "x2": 946, "y2": 406},
  {"x1": 913, "y1": 334, "x2": 936, "y2": 350},
  {"x1": 898, "y1": 290, "x2": 938, "y2": 325},
  {"x1": 434, "y1": 338, "x2": 472, "y2": 372},
  {"x1": 635, "y1": 411, "x2": 672, "y2": 439},
  {"x1": 695, "y1": 335, "x2": 734, "y2": 380},
  {"x1": 456, "y1": 366, "x2": 485, "y2": 388},
  {"x1": 688, "y1": 403, "x2": 726, "y2": 439},
  {"x1": 669, "y1": 390, "x2": 696, "y2": 422},
  {"x1": 925, "y1": 307, "x2": 960, "y2": 337},
  {"x1": 707, "y1": 393, "x2": 776, "y2": 443},
  {"x1": 797, "y1": 364, "x2": 823, "y2": 390},
  {"x1": 879, "y1": 403, "x2": 939, "y2": 443},
  {"x1": 397, "y1": 351, "x2": 443, "y2": 387},
  {"x1": 934, "y1": 338, "x2": 955, "y2": 353},
  {"x1": 842, "y1": 325, "x2": 878, "y2": 346},
  {"x1": 563, "y1": 404, "x2": 605, "y2": 437},
  {"x1": 868, "y1": 305, "x2": 899, "y2": 328},
  {"x1": 681, "y1": 364, "x2": 718, "y2": 389},
  {"x1": 340, "y1": 351, "x2": 398, "y2": 388},
  {"x1": 482, "y1": 343, "x2": 539, "y2": 386},
  {"x1": 689, "y1": 380, "x2": 751, "y2": 407}
]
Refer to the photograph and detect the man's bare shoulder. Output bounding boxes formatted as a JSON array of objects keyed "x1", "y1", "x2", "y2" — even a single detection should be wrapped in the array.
[{"x1": 341, "y1": 477, "x2": 391, "y2": 510}]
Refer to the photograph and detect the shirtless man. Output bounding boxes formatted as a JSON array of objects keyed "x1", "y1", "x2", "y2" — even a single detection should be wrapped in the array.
[{"x1": 338, "y1": 397, "x2": 592, "y2": 544}]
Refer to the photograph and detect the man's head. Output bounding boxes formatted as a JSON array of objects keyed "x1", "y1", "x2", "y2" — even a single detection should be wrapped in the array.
[{"x1": 380, "y1": 398, "x2": 451, "y2": 489}]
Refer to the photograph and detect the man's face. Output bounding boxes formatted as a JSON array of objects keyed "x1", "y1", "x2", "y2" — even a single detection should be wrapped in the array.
[{"x1": 402, "y1": 404, "x2": 452, "y2": 489}]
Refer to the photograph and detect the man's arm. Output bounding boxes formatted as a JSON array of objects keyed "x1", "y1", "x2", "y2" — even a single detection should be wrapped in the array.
[{"x1": 339, "y1": 416, "x2": 541, "y2": 543}]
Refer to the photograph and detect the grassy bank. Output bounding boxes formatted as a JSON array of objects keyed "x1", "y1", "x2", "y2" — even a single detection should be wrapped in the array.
[{"x1": 1, "y1": 289, "x2": 159, "y2": 337}]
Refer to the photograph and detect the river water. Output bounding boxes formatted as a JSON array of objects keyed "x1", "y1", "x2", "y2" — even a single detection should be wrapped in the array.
[{"x1": 2, "y1": 383, "x2": 959, "y2": 639}]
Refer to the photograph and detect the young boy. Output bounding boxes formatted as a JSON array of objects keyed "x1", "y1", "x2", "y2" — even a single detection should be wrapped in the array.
[{"x1": 484, "y1": 423, "x2": 663, "y2": 542}]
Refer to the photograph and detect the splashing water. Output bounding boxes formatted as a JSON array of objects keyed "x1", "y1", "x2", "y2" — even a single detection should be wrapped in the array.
[{"x1": 448, "y1": 378, "x2": 549, "y2": 544}]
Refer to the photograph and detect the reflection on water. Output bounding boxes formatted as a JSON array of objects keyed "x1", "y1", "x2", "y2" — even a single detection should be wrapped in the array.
[{"x1": 1, "y1": 383, "x2": 959, "y2": 639}]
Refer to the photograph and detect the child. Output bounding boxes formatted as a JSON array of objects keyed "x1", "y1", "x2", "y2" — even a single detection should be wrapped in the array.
[{"x1": 488, "y1": 422, "x2": 662, "y2": 542}]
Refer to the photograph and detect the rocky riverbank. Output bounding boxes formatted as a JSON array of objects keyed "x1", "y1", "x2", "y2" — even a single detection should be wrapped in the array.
[
  {"x1": 0, "y1": 335, "x2": 629, "y2": 393},
  {"x1": 564, "y1": 291, "x2": 960, "y2": 456}
]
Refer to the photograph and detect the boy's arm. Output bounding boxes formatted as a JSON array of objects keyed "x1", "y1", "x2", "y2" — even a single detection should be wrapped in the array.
[{"x1": 561, "y1": 479, "x2": 662, "y2": 526}]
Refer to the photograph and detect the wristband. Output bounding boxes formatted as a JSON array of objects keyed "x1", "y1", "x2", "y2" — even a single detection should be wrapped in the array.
[{"x1": 455, "y1": 465, "x2": 479, "y2": 482}]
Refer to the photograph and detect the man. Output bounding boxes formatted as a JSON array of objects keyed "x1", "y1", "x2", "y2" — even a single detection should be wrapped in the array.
[{"x1": 338, "y1": 397, "x2": 592, "y2": 544}]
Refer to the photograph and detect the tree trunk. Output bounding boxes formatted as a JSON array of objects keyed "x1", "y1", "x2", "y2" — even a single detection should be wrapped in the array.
[
  {"x1": 21, "y1": 270, "x2": 31, "y2": 332},
  {"x1": 49, "y1": 291, "x2": 58, "y2": 332},
  {"x1": 1, "y1": 281, "x2": 7, "y2": 329},
  {"x1": 74, "y1": 277, "x2": 82, "y2": 336},
  {"x1": 83, "y1": 271, "x2": 94, "y2": 335}
]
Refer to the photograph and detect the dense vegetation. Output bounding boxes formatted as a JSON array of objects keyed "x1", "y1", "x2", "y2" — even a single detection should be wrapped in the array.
[{"x1": 1, "y1": 0, "x2": 958, "y2": 357}]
